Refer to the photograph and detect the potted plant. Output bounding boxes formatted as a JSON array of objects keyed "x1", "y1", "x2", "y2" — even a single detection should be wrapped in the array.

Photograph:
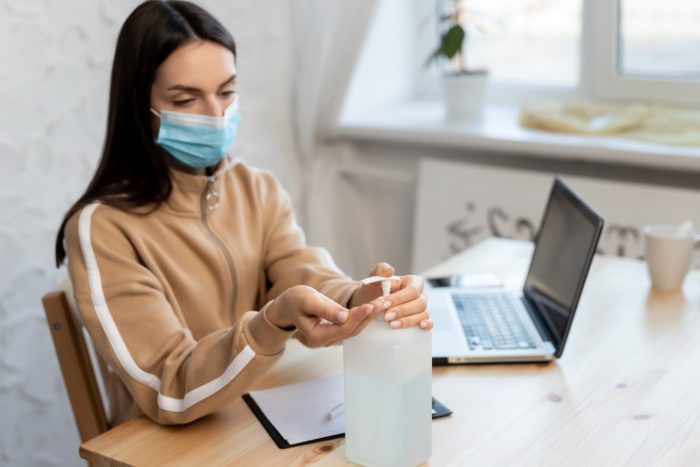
[{"x1": 426, "y1": 0, "x2": 489, "y2": 121}]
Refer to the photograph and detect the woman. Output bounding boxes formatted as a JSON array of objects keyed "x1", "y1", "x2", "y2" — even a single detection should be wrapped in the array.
[{"x1": 55, "y1": 0, "x2": 432, "y2": 426}]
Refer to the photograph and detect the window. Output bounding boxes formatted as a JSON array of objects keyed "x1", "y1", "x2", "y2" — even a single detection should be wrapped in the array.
[
  {"x1": 461, "y1": 0, "x2": 582, "y2": 88},
  {"x1": 420, "y1": 0, "x2": 700, "y2": 106},
  {"x1": 619, "y1": 0, "x2": 700, "y2": 80},
  {"x1": 587, "y1": 0, "x2": 700, "y2": 106}
]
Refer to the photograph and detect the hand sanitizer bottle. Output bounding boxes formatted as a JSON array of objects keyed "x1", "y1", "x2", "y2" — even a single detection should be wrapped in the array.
[{"x1": 344, "y1": 276, "x2": 432, "y2": 467}]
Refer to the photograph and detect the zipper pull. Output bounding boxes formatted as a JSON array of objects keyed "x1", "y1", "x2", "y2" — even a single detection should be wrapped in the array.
[{"x1": 205, "y1": 176, "x2": 220, "y2": 212}]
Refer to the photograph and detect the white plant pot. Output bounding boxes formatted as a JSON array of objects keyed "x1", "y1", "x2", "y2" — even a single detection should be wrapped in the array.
[{"x1": 442, "y1": 71, "x2": 489, "y2": 121}]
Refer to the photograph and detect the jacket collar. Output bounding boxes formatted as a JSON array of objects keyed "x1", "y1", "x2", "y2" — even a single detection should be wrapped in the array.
[{"x1": 163, "y1": 156, "x2": 232, "y2": 215}]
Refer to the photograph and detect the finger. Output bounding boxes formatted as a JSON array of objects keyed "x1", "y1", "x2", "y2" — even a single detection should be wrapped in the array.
[
  {"x1": 296, "y1": 316, "x2": 333, "y2": 348},
  {"x1": 342, "y1": 299, "x2": 384, "y2": 338},
  {"x1": 322, "y1": 298, "x2": 385, "y2": 346},
  {"x1": 388, "y1": 310, "x2": 431, "y2": 330},
  {"x1": 383, "y1": 294, "x2": 427, "y2": 322},
  {"x1": 387, "y1": 271, "x2": 414, "y2": 294},
  {"x1": 326, "y1": 300, "x2": 384, "y2": 346},
  {"x1": 301, "y1": 304, "x2": 375, "y2": 347},
  {"x1": 344, "y1": 301, "x2": 378, "y2": 328},
  {"x1": 385, "y1": 275, "x2": 424, "y2": 308},
  {"x1": 361, "y1": 263, "x2": 397, "y2": 301},
  {"x1": 369, "y1": 262, "x2": 395, "y2": 278},
  {"x1": 302, "y1": 291, "x2": 349, "y2": 324}
]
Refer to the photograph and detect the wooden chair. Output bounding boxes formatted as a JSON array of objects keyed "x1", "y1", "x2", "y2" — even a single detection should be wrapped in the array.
[{"x1": 42, "y1": 284, "x2": 110, "y2": 443}]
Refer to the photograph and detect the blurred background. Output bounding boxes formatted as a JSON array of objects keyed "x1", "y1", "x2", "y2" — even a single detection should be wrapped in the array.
[{"x1": 2, "y1": 0, "x2": 699, "y2": 464}]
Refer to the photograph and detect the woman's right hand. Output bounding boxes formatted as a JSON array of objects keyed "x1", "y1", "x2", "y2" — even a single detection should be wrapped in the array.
[{"x1": 267, "y1": 285, "x2": 384, "y2": 348}]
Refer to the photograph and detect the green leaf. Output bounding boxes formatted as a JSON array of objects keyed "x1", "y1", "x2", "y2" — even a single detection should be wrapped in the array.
[
  {"x1": 424, "y1": 24, "x2": 468, "y2": 68},
  {"x1": 441, "y1": 24, "x2": 465, "y2": 59}
]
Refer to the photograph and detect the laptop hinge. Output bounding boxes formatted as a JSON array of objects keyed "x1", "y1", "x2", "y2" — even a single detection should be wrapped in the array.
[{"x1": 522, "y1": 296, "x2": 556, "y2": 346}]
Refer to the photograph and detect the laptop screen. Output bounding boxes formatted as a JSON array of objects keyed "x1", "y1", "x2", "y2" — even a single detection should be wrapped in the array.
[{"x1": 524, "y1": 178, "x2": 603, "y2": 352}]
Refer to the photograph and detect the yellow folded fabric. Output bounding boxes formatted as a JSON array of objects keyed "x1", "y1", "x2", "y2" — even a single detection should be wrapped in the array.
[{"x1": 520, "y1": 101, "x2": 700, "y2": 147}]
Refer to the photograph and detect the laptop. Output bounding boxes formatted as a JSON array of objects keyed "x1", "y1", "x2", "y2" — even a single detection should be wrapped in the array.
[{"x1": 429, "y1": 177, "x2": 604, "y2": 364}]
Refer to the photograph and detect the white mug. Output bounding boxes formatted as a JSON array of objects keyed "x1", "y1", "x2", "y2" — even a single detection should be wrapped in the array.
[{"x1": 644, "y1": 222, "x2": 700, "y2": 292}]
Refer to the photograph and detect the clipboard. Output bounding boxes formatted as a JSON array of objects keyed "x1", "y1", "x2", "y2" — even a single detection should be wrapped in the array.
[
  {"x1": 243, "y1": 393, "x2": 344, "y2": 449},
  {"x1": 243, "y1": 375, "x2": 452, "y2": 449}
]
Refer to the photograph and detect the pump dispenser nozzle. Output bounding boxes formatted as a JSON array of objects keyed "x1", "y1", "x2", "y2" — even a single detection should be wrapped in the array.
[{"x1": 360, "y1": 275, "x2": 400, "y2": 298}]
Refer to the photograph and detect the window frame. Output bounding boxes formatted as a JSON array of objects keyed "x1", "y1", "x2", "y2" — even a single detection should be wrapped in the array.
[
  {"x1": 415, "y1": 0, "x2": 700, "y2": 107},
  {"x1": 586, "y1": 0, "x2": 700, "y2": 107}
]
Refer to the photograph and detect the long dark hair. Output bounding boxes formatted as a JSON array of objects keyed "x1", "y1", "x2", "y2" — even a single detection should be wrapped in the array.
[{"x1": 55, "y1": 0, "x2": 236, "y2": 266}]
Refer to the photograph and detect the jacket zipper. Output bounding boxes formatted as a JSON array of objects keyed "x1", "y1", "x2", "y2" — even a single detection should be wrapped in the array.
[{"x1": 200, "y1": 176, "x2": 238, "y2": 313}]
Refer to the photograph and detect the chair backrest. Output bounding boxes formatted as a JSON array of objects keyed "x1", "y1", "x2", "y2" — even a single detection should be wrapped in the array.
[{"x1": 42, "y1": 290, "x2": 109, "y2": 442}]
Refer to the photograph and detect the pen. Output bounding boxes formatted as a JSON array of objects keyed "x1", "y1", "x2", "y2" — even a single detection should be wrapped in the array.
[
  {"x1": 326, "y1": 402, "x2": 344, "y2": 420},
  {"x1": 327, "y1": 403, "x2": 436, "y2": 419}
]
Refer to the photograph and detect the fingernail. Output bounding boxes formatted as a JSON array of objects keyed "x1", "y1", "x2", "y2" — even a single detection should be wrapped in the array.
[
  {"x1": 420, "y1": 320, "x2": 428, "y2": 328},
  {"x1": 384, "y1": 311, "x2": 396, "y2": 322},
  {"x1": 337, "y1": 311, "x2": 348, "y2": 323},
  {"x1": 390, "y1": 320, "x2": 402, "y2": 329},
  {"x1": 382, "y1": 300, "x2": 392, "y2": 310}
]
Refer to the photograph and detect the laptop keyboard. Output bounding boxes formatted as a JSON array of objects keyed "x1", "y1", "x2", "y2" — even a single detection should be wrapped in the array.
[{"x1": 452, "y1": 293, "x2": 537, "y2": 351}]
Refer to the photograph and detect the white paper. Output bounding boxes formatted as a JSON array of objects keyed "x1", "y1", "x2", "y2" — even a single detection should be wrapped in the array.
[{"x1": 247, "y1": 374, "x2": 344, "y2": 446}]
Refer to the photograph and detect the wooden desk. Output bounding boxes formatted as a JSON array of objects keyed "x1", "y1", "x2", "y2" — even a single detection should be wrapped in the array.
[{"x1": 81, "y1": 238, "x2": 700, "y2": 466}]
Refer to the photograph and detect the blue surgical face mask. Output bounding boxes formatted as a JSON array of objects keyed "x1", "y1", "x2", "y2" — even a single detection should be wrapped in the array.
[{"x1": 150, "y1": 97, "x2": 241, "y2": 169}]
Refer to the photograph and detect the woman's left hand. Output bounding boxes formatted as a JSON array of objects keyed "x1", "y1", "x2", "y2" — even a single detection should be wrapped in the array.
[{"x1": 349, "y1": 263, "x2": 433, "y2": 331}]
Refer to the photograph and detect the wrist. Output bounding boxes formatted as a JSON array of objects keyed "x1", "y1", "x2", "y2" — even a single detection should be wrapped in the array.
[{"x1": 267, "y1": 300, "x2": 294, "y2": 330}]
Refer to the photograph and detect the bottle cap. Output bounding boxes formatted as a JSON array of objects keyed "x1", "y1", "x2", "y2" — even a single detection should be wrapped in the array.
[{"x1": 360, "y1": 275, "x2": 400, "y2": 297}]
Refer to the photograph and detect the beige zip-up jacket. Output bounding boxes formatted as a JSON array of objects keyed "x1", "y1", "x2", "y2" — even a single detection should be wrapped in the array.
[{"x1": 65, "y1": 158, "x2": 361, "y2": 425}]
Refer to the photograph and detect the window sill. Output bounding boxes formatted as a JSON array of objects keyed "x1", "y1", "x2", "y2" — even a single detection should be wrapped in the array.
[{"x1": 333, "y1": 100, "x2": 700, "y2": 173}]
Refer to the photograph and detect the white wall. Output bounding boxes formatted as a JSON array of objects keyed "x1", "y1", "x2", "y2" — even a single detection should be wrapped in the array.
[
  {"x1": 0, "y1": 1, "x2": 298, "y2": 465},
  {"x1": 322, "y1": 137, "x2": 700, "y2": 282}
]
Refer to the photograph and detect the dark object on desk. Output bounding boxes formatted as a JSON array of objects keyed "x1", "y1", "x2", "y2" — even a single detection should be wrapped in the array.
[
  {"x1": 427, "y1": 272, "x2": 503, "y2": 289},
  {"x1": 427, "y1": 276, "x2": 457, "y2": 287},
  {"x1": 431, "y1": 397, "x2": 452, "y2": 418},
  {"x1": 242, "y1": 395, "x2": 452, "y2": 449}
]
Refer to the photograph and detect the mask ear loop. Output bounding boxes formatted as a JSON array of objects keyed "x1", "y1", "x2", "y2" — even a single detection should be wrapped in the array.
[{"x1": 150, "y1": 108, "x2": 161, "y2": 118}]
